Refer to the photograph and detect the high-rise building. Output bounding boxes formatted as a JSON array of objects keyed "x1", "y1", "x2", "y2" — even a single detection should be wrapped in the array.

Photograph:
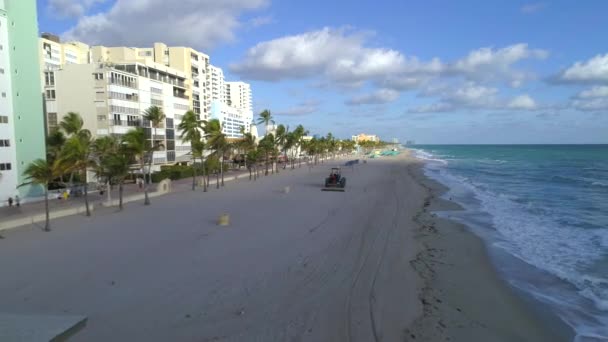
[
  {"x1": 50, "y1": 61, "x2": 191, "y2": 171},
  {"x1": 225, "y1": 81, "x2": 252, "y2": 112},
  {"x1": 0, "y1": 1, "x2": 46, "y2": 203},
  {"x1": 210, "y1": 65, "x2": 225, "y2": 103},
  {"x1": 91, "y1": 43, "x2": 212, "y2": 121},
  {"x1": 210, "y1": 100, "x2": 253, "y2": 140}
]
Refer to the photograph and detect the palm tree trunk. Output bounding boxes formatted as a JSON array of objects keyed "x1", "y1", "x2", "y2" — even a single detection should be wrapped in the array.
[
  {"x1": 84, "y1": 175, "x2": 90, "y2": 216},
  {"x1": 202, "y1": 157, "x2": 207, "y2": 192},
  {"x1": 191, "y1": 154, "x2": 196, "y2": 191},
  {"x1": 119, "y1": 182, "x2": 124, "y2": 210},
  {"x1": 216, "y1": 169, "x2": 220, "y2": 189},
  {"x1": 206, "y1": 170, "x2": 210, "y2": 191},
  {"x1": 44, "y1": 187, "x2": 50, "y2": 231},
  {"x1": 221, "y1": 151, "x2": 225, "y2": 187},
  {"x1": 143, "y1": 159, "x2": 150, "y2": 205},
  {"x1": 265, "y1": 153, "x2": 269, "y2": 176}
]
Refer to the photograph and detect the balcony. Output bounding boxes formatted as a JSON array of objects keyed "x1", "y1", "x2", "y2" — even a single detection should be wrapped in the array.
[{"x1": 111, "y1": 119, "x2": 141, "y2": 127}]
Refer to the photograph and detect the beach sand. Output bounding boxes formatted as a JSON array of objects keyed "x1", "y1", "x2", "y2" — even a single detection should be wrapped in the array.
[{"x1": 0, "y1": 153, "x2": 562, "y2": 341}]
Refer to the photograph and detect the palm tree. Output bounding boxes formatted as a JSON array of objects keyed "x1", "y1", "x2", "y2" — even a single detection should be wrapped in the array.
[
  {"x1": 258, "y1": 133, "x2": 275, "y2": 176},
  {"x1": 46, "y1": 129, "x2": 66, "y2": 163},
  {"x1": 274, "y1": 124, "x2": 292, "y2": 172},
  {"x1": 21, "y1": 159, "x2": 61, "y2": 231},
  {"x1": 239, "y1": 129, "x2": 257, "y2": 180},
  {"x1": 292, "y1": 125, "x2": 308, "y2": 168},
  {"x1": 177, "y1": 110, "x2": 205, "y2": 191},
  {"x1": 92, "y1": 135, "x2": 119, "y2": 204},
  {"x1": 257, "y1": 109, "x2": 274, "y2": 136},
  {"x1": 123, "y1": 128, "x2": 148, "y2": 203},
  {"x1": 192, "y1": 138, "x2": 207, "y2": 192},
  {"x1": 58, "y1": 112, "x2": 90, "y2": 188},
  {"x1": 105, "y1": 147, "x2": 131, "y2": 210},
  {"x1": 61, "y1": 131, "x2": 94, "y2": 216},
  {"x1": 59, "y1": 112, "x2": 86, "y2": 137},
  {"x1": 142, "y1": 105, "x2": 165, "y2": 205},
  {"x1": 204, "y1": 119, "x2": 227, "y2": 188}
]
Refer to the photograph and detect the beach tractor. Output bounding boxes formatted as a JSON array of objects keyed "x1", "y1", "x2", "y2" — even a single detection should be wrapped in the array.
[{"x1": 322, "y1": 167, "x2": 346, "y2": 192}]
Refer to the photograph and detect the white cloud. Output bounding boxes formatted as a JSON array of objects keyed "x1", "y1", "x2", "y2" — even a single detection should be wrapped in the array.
[
  {"x1": 231, "y1": 28, "x2": 546, "y2": 94},
  {"x1": 577, "y1": 86, "x2": 608, "y2": 98},
  {"x1": 570, "y1": 86, "x2": 608, "y2": 112},
  {"x1": 448, "y1": 43, "x2": 548, "y2": 84},
  {"x1": 231, "y1": 27, "x2": 419, "y2": 82},
  {"x1": 410, "y1": 82, "x2": 538, "y2": 113},
  {"x1": 555, "y1": 54, "x2": 608, "y2": 84},
  {"x1": 63, "y1": 0, "x2": 268, "y2": 50},
  {"x1": 572, "y1": 98, "x2": 608, "y2": 112},
  {"x1": 248, "y1": 15, "x2": 273, "y2": 28},
  {"x1": 346, "y1": 88, "x2": 400, "y2": 106},
  {"x1": 48, "y1": 0, "x2": 106, "y2": 18},
  {"x1": 277, "y1": 100, "x2": 320, "y2": 116},
  {"x1": 521, "y1": 3, "x2": 547, "y2": 14},
  {"x1": 508, "y1": 94, "x2": 537, "y2": 109}
]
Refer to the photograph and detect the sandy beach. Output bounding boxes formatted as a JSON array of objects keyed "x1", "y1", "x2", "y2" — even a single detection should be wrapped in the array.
[{"x1": 0, "y1": 153, "x2": 564, "y2": 341}]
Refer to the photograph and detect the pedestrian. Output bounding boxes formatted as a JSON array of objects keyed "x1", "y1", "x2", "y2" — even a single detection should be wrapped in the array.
[
  {"x1": 7, "y1": 197, "x2": 13, "y2": 207},
  {"x1": 15, "y1": 195, "x2": 20, "y2": 207}
]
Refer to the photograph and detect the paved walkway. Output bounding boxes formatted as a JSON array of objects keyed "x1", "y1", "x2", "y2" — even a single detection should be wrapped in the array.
[{"x1": 0, "y1": 162, "x2": 312, "y2": 224}]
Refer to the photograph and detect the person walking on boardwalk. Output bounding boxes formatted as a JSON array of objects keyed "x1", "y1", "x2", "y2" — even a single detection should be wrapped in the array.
[
  {"x1": 7, "y1": 197, "x2": 13, "y2": 207},
  {"x1": 15, "y1": 195, "x2": 20, "y2": 207}
]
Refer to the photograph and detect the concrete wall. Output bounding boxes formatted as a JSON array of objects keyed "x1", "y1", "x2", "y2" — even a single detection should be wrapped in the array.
[{"x1": 55, "y1": 64, "x2": 98, "y2": 135}]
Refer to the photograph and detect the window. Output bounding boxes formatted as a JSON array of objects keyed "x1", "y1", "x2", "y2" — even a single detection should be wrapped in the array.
[
  {"x1": 94, "y1": 73, "x2": 104, "y2": 80},
  {"x1": 0, "y1": 139, "x2": 9, "y2": 147},
  {"x1": 0, "y1": 116, "x2": 7, "y2": 124},
  {"x1": 47, "y1": 112, "x2": 57, "y2": 126},
  {"x1": 166, "y1": 118, "x2": 174, "y2": 129},
  {"x1": 97, "y1": 115, "x2": 106, "y2": 121},
  {"x1": 0, "y1": 163, "x2": 11, "y2": 171},
  {"x1": 127, "y1": 115, "x2": 139, "y2": 126},
  {"x1": 44, "y1": 71, "x2": 55, "y2": 86},
  {"x1": 151, "y1": 98, "x2": 163, "y2": 106},
  {"x1": 45, "y1": 89, "x2": 56, "y2": 99},
  {"x1": 150, "y1": 87, "x2": 163, "y2": 94}
]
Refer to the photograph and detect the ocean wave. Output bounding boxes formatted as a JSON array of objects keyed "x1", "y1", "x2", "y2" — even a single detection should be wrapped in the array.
[
  {"x1": 411, "y1": 149, "x2": 448, "y2": 165},
  {"x1": 552, "y1": 175, "x2": 608, "y2": 188},
  {"x1": 425, "y1": 165, "x2": 608, "y2": 316}
]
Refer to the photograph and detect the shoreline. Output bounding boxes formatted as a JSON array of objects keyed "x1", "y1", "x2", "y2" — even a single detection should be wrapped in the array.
[{"x1": 405, "y1": 153, "x2": 572, "y2": 341}]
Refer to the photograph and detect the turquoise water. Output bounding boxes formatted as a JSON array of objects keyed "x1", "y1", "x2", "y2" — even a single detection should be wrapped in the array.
[{"x1": 413, "y1": 145, "x2": 608, "y2": 342}]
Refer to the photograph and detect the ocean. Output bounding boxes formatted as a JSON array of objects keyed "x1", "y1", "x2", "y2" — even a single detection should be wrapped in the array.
[{"x1": 412, "y1": 145, "x2": 608, "y2": 342}]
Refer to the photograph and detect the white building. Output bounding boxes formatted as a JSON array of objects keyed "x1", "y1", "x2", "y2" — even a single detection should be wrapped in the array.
[
  {"x1": 50, "y1": 61, "x2": 191, "y2": 171},
  {"x1": 225, "y1": 81, "x2": 252, "y2": 112},
  {"x1": 210, "y1": 100, "x2": 253, "y2": 139},
  {"x1": 210, "y1": 65, "x2": 225, "y2": 103}
]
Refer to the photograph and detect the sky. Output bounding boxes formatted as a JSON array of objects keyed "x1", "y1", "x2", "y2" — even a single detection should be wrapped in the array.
[{"x1": 36, "y1": 0, "x2": 608, "y2": 144}]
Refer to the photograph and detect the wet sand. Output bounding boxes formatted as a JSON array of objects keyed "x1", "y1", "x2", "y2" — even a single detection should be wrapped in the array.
[{"x1": 0, "y1": 154, "x2": 561, "y2": 341}]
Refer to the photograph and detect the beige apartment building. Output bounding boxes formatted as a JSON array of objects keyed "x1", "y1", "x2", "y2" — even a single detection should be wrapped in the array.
[
  {"x1": 39, "y1": 33, "x2": 90, "y2": 86},
  {"x1": 90, "y1": 43, "x2": 211, "y2": 120},
  {"x1": 48, "y1": 61, "x2": 191, "y2": 171}
]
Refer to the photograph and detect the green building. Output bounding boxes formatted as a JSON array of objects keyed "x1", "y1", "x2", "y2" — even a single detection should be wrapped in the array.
[{"x1": 0, "y1": 0, "x2": 46, "y2": 203}]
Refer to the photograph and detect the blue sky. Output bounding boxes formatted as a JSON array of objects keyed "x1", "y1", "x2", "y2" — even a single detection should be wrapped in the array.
[{"x1": 37, "y1": 0, "x2": 608, "y2": 143}]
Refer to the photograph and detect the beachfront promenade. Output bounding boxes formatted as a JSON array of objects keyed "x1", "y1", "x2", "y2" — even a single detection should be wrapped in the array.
[
  {"x1": 0, "y1": 154, "x2": 563, "y2": 341},
  {"x1": 0, "y1": 167, "x2": 261, "y2": 233},
  {"x1": 0, "y1": 156, "x2": 427, "y2": 341}
]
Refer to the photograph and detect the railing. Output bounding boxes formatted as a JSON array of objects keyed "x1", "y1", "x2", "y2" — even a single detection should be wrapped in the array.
[{"x1": 111, "y1": 120, "x2": 141, "y2": 127}]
